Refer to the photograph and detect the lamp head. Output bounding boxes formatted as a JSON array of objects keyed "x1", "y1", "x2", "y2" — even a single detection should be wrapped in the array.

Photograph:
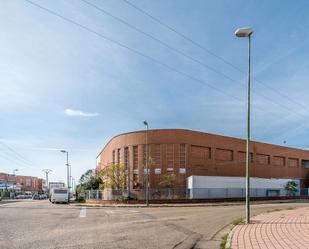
[{"x1": 235, "y1": 27, "x2": 253, "y2": 37}]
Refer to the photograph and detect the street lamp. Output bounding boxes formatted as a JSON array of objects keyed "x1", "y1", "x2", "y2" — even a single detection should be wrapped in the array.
[
  {"x1": 42, "y1": 169, "x2": 52, "y2": 193},
  {"x1": 143, "y1": 120, "x2": 149, "y2": 207},
  {"x1": 60, "y1": 150, "x2": 70, "y2": 203},
  {"x1": 235, "y1": 27, "x2": 253, "y2": 224},
  {"x1": 12, "y1": 169, "x2": 18, "y2": 175}
]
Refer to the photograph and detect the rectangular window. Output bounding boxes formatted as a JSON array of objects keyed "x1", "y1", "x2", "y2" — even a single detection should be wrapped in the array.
[
  {"x1": 166, "y1": 144, "x2": 174, "y2": 168},
  {"x1": 124, "y1": 147, "x2": 129, "y2": 169},
  {"x1": 26, "y1": 178, "x2": 31, "y2": 187},
  {"x1": 288, "y1": 158, "x2": 299, "y2": 168},
  {"x1": 215, "y1": 148, "x2": 233, "y2": 161},
  {"x1": 273, "y1": 156, "x2": 285, "y2": 166},
  {"x1": 142, "y1": 144, "x2": 146, "y2": 167},
  {"x1": 133, "y1": 146, "x2": 138, "y2": 170},
  {"x1": 117, "y1": 149, "x2": 121, "y2": 163},
  {"x1": 301, "y1": 160, "x2": 309, "y2": 169},
  {"x1": 180, "y1": 144, "x2": 186, "y2": 168},
  {"x1": 133, "y1": 174, "x2": 139, "y2": 189},
  {"x1": 112, "y1": 150, "x2": 115, "y2": 164},
  {"x1": 238, "y1": 151, "x2": 253, "y2": 163},
  {"x1": 256, "y1": 153, "x2": 270, "y2": 165},
  {"x1": 154, "y1": 144, "x2": 161, "y2": 167}
]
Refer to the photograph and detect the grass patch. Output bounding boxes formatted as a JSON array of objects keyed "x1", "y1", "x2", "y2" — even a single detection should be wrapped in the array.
[
  {"x1": 220, "y1": 218, "x2": 243, "y2": 249},
  {"x1": 231, "y1": 217, "x2": 244, "y2": 226},
  {"x1": 266, "y1": 208, "x2": 282, "y2": 213},
  {"x1": 220, "y1": 233, "x2": 231, "y2": 249},
  {"x1": 266, "y1": 206, "x2": 296, "y2": 213}
]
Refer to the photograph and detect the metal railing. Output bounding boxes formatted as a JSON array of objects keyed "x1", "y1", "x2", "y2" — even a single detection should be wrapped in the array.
[{"x1": 85, "y1": 188, "x2": 309, "y2": 201}]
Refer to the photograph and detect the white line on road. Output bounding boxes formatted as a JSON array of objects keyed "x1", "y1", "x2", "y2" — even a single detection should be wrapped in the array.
[{"x1": 79, "y1": 207, "x2": 87, "y2": 218}]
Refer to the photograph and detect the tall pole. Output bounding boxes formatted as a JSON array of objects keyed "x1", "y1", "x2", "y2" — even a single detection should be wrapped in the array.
[
  {"x1": 61, "y1": 150, "x2": 70, "y2": 203},
  {"x1": 143, "y1": 121, "x2": 149, "y2": 207},
  {"x1": 245, "y1": 34, "x2": 251, "y2": 224},
  {"x1": 66, "y1": 152, "x2": 70, "y2": 200},
  {"x1": 42, "y1": 169, "x2": 52, "y2": 193}
]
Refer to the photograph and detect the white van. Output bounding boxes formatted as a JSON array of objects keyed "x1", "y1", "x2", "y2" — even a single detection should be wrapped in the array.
[{"x1": 51, "y1": 188, "x2": 69, "y2": 204}]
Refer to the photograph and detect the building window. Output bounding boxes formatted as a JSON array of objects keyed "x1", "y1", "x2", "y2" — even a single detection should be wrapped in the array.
[
  {"x1": 273, "y1": 156, "x2": 285, "y2": 166},
  {"x1": 302, "y1": 160, "x2": 309, "y2": 169},
  {"x1": 166, "y1": 144, "x2": 174, "y2": 168},
  {"x1": 215, "y1": 148, "x2": 233, "y2": 161},
  {"x1": 180, "y1": 144, "x2": 186, "y2": 168},
  {"x1": 124, "y1": 147, "x2": 129, "y2": 169},
  {"x1": 26, "y1": 178, "x2": 31, "y2": 187},
  {"x1": 238, "y1": 151, "x2": 253, "y2": 163},
  {"x1": 133, "y1": 146, "x2": 138, "y2": 170},
  {"x1": 154, "y1": 144, "x2": 161, "y2": 168},
  {"x1": 288, "y1": 158, "x2": 299, "y2": 168},
  {"x1": 133, "y1": 174, "x2": 139, "y2": 189},
  {"x1": 112, "y1": 150, "x2": 115, "y2": 164},
  {"x1": 256, "y1": 153, "x2": 270, "y2": 165},
  {"x1": 142, "y1": 144, "x2": 146, "y2": 167},
  {"x1": 117, "y1": 149, "x2": 121, "y2": 164}
]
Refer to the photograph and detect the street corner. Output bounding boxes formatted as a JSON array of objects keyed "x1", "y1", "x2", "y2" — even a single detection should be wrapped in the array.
[{"x1": 229, "y1": 207, "x2": 309, "y2": 249}]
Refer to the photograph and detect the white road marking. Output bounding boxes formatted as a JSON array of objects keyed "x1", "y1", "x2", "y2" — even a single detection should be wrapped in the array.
[
  {"x1": 79, "y1": 207, "x2": 87, "y2": 218},
  {"x1": 105, "y1": 210, "x2": 115, "y2": 215}
]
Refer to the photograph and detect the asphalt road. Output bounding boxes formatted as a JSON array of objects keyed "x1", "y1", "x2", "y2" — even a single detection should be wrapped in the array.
[{"x1": 0, "y1": 200, "x2": 308, "y2": 249}]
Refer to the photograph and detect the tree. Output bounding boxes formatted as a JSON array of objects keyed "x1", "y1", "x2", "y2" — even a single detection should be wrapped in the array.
[
  {"x1": 75, "y1": 169, "x2": 102, "y2": 202},
  {"x1": 158, "y1": 173, "x2": 175, "y2": 188},
  {"x1": 285, "y1": 181, "x2": 298, "y2": 196},
  {"x1": 98, "y1": 163, "x2": 127, "y2": 190},
  {"x1": 79, "y1": 169, "x2": 94, "y2": 185}
]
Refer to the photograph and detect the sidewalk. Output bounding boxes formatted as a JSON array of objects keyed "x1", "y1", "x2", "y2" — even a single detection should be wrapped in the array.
[{"x1": 229, "y1": 207, "x2": 309, "y2": 249}]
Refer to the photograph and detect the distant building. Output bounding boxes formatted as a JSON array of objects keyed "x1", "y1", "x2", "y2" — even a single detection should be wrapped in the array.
[
  {"x1": 0, "y1": 172, "x2": 45, "y2": 193},
  {"x1": 96, "y1": 129, "x2": 309, "y2": 199}
]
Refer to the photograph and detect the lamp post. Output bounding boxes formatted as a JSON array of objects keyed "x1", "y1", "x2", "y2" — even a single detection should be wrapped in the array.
[
  {"x1": 60, "y1": 150, "x2": 70, "y2": 203},
  {"x1": 235, "y1": 27, "x2": 253, "y2": 224},
  {"x1": 143, "y1": 120, "x2": 149, "y2": 207},
  {"x1": 42, "y1": 169, "x2": 52, "y2": 193}
]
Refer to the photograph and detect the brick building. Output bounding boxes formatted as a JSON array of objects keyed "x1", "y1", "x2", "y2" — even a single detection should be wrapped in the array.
[
  {"x1": 0, "y1": 172, "x2": 45, "y2": 193},
  {"x1": 96, "y1": 129, "x2": 309, "y2": 196}
]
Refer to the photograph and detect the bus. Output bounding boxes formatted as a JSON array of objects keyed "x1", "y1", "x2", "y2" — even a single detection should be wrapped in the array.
[{"x1": 50, "y1": 188, "x2": 69, "y2": 204}]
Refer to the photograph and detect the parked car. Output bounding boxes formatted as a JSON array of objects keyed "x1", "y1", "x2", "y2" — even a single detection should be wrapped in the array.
[
  {"x1": 40, "y1": 194, "x2": 47, "y2": 199},
  {"x1": 15, "y1": 195, "x2": 25, "y2": 199},
  {"x1": 32, "y1": 194, "x2": 41, "y2": 200}
]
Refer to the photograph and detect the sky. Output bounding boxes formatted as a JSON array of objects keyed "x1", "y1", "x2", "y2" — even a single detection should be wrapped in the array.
[{"x1": 1, "y1": 0, "x2": 309, "y2": 184}]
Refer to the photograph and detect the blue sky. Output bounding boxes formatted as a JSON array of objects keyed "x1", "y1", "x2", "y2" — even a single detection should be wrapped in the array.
[{"x1": 1, "y1": 0, "x2": 309, "y2": 183}]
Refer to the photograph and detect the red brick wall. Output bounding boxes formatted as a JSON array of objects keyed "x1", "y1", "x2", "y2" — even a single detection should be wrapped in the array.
[{"x1": 96, "y1": 129, "x2": 309, "y2": 188}]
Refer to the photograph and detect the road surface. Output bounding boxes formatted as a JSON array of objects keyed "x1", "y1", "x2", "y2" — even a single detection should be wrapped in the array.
[{"x1": 0, "y1": 200, "x2": 308, "y2": 249}]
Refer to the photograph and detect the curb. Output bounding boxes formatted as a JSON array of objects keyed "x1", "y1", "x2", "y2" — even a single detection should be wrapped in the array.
[
  {"x1": 71, "y1": 199, "x2": 309, "y2": 208},
  {"x1": 226, "y1": 224, "x2": 238, "y2": 248}
]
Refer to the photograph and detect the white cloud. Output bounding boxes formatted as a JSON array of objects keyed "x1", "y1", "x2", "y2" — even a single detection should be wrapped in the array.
[{"x1": 64, "y1": 108, "x2": 99, "y2": 117}]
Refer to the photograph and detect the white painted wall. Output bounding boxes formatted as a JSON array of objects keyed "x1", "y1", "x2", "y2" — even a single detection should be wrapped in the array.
[
  {"x1": 187, "y1": 176, "x2": 300, "y2": 199},
  {"x1": 187, "y1": 176, "x2": 299, "y2": 189}
]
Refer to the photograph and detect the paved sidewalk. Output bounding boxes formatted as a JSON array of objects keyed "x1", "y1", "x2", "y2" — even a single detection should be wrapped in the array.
[{"x1": 230, "y1": 207, "x2": 309, "y2": 249}]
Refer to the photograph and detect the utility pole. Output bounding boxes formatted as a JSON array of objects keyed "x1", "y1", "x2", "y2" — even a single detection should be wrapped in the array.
[
  {"x1": 60, "y1": 150, "x2": 70, "y2": 203},
  {"x1": 143, "y1": 120, "x2": 149, "y2": 207},
  {"x1": 42, "y1": 169, "x2": 52, "y2": 193}
]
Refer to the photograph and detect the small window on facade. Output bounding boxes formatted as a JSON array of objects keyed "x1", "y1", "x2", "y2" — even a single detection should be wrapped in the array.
[
  {"x1": 117, "y1": 149, "x2": 121, "y2": 163},
  {"x1": 112, "y1": 150, "x2": 115, "y2": 164},
  {"x1": 301, "y1": 160, "x2": 309, "y2": 169}
]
